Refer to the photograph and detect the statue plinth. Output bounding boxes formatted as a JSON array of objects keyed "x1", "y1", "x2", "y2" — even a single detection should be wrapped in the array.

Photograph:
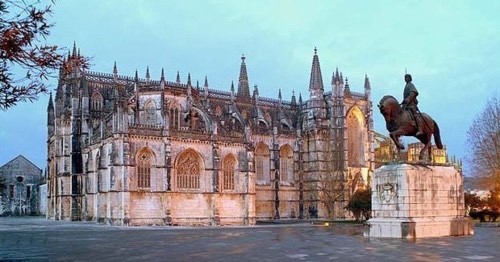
[{"x1": 364, "y1": 164, "x2": 473, "y2": 238}]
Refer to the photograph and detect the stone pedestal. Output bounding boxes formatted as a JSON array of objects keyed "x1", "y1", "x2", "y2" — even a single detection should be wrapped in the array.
[{"x1": 364, "y1": 164, "x2": 473, "y2": 238}]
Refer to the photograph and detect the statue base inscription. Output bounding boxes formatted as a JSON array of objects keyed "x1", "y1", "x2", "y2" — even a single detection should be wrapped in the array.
[{"x1": 364, "y1": 164, "x2": 473, "y2": 238}]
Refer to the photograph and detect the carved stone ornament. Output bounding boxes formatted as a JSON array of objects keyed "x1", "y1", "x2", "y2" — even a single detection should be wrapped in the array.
[{"x1": 378, "y1": 182, "x2": 397, "y2": 203}]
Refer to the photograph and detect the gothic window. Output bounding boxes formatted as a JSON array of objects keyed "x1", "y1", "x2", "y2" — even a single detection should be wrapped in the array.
[
  {"x1": 347, "y1": 107, "x2": 366, "y2": 167},
  {"x1": 91, "y1": 92, "x2": 103, "y2": 111},
  {"x1": 222, "y1": 155, "x2": 236, "y2": 190},
  {"x1": 279, "y1": 145, "x2": 294, "y2": 183},
  {"x1": 145, "y1": 100, "x2": 156, "y2": 125},
  {"x1": 169, "y1": 104, "x2": 181, "y2": 130},
  {"x1": 255, "y1": 143, "x2": 270, "y2": 182},
  {"x1": 176, "y1": 150, "x2": 201, "y2": 189},
  {"x1": 136, "y1": 148, "x2": 153, "y2": 189}
]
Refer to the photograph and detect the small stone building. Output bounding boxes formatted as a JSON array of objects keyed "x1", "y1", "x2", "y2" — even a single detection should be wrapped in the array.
[{"x1": 0, "y1": 155, "x2": 44, "y2": 216}]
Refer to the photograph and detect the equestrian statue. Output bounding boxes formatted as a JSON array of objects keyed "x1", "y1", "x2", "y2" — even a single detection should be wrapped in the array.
[{"x1": 378, "y1": 74, "x2": 443, "y2": 161}]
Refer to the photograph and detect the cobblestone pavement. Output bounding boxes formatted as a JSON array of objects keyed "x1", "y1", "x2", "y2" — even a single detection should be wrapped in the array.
[{"x1": 0, "y1": 217, "x2": 498, "y2": 261}]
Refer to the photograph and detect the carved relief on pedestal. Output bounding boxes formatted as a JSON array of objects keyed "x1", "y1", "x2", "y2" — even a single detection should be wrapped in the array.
[{"x1": 376, "y1": 172, "x2": 398, "y2": 203}]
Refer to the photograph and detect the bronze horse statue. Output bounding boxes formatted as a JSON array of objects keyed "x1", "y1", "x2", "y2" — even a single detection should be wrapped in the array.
[{"x1": 378, "y1": 95, "x2": 443, "y2": 161}]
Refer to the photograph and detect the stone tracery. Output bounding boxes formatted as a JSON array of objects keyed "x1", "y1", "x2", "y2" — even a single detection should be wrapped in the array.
[{"x1": 177, "y1": 150, "x2": 201, "y2": 189}]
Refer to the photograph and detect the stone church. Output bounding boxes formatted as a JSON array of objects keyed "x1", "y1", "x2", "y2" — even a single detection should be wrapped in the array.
[
  {"x1": 46, "y1": 45, "x2": 374, "y2": 225},
  {"x1": 0, "y1": 155, "x2": 44, "y2": 216}
]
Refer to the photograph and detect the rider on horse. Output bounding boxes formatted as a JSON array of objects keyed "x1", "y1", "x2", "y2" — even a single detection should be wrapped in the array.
[{"x1": 402, "y1": 74, "x2": 423, "y2": 136}]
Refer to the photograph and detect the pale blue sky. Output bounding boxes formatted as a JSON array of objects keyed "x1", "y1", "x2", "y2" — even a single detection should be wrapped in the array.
[{"x1": 1, "y1": 0, "x2": 499, "y2": 175}]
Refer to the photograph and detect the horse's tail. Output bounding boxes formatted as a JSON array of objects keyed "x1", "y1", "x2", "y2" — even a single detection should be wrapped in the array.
[{"x1": 433, "y1": 120, "x2": 443, "y2": 149}]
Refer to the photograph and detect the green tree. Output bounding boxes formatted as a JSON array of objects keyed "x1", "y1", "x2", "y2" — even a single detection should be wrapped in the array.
[
  {"x1": 346, "y1": 188, "x2": 371, "y2": 221},
  {"x1": 0, "y1": 0, "x2": 88, "y2": 110}
]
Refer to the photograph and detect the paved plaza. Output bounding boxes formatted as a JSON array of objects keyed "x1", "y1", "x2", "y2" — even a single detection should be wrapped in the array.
[{"x1": 0, "y1": 217, "x2": 498, "y2": 261}]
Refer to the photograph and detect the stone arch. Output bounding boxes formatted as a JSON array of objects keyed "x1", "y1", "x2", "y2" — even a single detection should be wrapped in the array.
[
  {"x1": 222, "y1": 154, "x2": 237, "y2": 191},
  {"x1": 346, "y1": 106, "x2": 366, "y2": 167},
  {"x1": 255, "y1": 142, "x2": 270, "y2": 182},
  {"x1": 279, "y1": 145, "x2": 294, "y2": 183},
  {"x1": 91, "y1": 91, "x2": 103, "y2": 111},
  {"x1": 168, "y1": 99, "x2": 181, "y2": 130},
  {"x1": 175, "y1": 149, "x2": 204, "y2": 190},
  {"x1": 135, "y1": 147, "x2": 155, "y2": 189},
  {"x1": 144, "y1": 99, "x2": 157, "y2": 125}
]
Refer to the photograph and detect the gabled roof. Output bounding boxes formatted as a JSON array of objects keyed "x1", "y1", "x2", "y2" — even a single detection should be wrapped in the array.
[{"x1": 0, "y1": 155, "x2": 42, "y2": 172}]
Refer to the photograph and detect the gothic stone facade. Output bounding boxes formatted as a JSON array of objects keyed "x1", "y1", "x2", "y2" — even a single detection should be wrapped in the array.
[
  {"x1": 46, "y1": 47, "x2": 374, "y2": 225},
  {"x1": 0, "y1": 155, "x2": 44, "y2": 216}
]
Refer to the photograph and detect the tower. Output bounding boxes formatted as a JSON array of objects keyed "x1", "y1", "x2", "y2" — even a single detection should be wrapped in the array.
[{"x1": 237, "y1": 55, "x2": 251, "y2": 99}]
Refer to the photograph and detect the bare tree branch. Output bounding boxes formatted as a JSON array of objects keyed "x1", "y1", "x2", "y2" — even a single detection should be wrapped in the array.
[
  {"x1": 0, "y1": 0, "x2": 88, "y2": 110},
  {"x1": 466, "y1": 95, "x2": 500, "y2": 189}
]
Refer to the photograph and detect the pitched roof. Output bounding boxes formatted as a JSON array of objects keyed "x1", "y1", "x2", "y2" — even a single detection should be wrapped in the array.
[{"x1": 0, "y1": 155, "x2": 42, "y2": 172}]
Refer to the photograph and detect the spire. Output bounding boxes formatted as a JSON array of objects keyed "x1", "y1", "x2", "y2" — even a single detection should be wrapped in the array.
[
  {"x1": 204, "y1": 76, "x2": 209, "y2": 88},
  {"x1": 77, "y1": 48, "x2": 81, "y2": 58},
  {"x1": 196, "y1": 80, "x2": 199, "y2": 89},
  {"x1": 253, "y1": 84, "x2": 259, "y2": 96},
  {"x1": 278, "y1": 88, "x2": 282, "y2": 107},
  {"x1": 134, "y1": 69, "x2": 139, "y2": 83},
  {"x1": 344, "y1": 77, "x2": 350, "y2": 92},
  {"x1": 47, "y1": 91, "x2": 54, "y2": 111},
  {"x1": 364, "y1": 74, "x2": 371, "y2": 89},
  {"x1": 237, "y1": 54, "x2": 250, "y2": 98},
  {"x1": 253, "y1": 85, "x2": 259, "y2": 101},
  {"x1": 113, "y1": 61, "x2": 118, "y2": 81},
  {"x1": 176, "y1": 71, "x2": 181, "y2": 83},
  {"x1": 298, "y1": 93, "x2": 303, "y2": 105},
  {"x1": 145, "y1": 66, "x2": 150, "y2": 82},
  {"x1": 306, "y1": 48, "x2": 326, "y2": 118},
  {"x1": 230, "y1": 81, "x2": 235, "y2": 101},
  {"x1": 204, "y1": 78, "x2": 209, "y2": 97},
  {"x1": 47, "y1": 92, "x2": 55, "y2": 136},
  {"x1": 72, "y1": 42, "x2": 77, "y2": 58},
  {"x1": 291, "y1": 90, "x2": 296, "y2": 105},
  {"x1": 364, "y1": 74, "x2": 371, "y2": 97},
  {"x1": 160, "y1": 68, "x2": 165, "y2": 89},
  {"x1": 309, "y1": 47, "x2": 324, "y2": 92},
  {"x1": 59, "y1": 59, "x2": 64, "y2": 76},
  {"x1": 187, "y1": 73, "x2": 192, "y2": 86}
]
